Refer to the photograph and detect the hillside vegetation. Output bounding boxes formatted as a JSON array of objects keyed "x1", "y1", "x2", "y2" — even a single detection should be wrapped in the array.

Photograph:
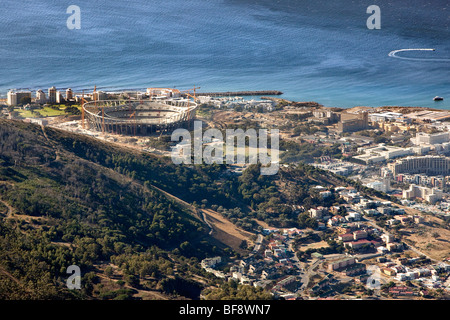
[
  {"x1": 0, "y1": 119, "x2": 385, "y2": 299},
  {"x1": 0, "y1": 120, "x2": 225, "y2": 299}
]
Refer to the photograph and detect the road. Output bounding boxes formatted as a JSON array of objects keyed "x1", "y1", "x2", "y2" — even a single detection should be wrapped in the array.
[
  {"x1": 253, "y1": 234, "x2": 263, "y2": 253},
  {"x1": 200, "y1": 210, "x2": 214, "y2": 235},
  {"x1": 298, "y1": 259, "x2": 321, "y2": 291}
]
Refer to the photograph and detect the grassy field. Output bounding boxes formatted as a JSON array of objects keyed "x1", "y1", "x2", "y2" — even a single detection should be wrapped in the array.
[
  {"x1": 17, "y1": 110, "x2": 36, "y2": 118},
  {"x1": 39, "y1": 106, "x2": 67, "y2": 117},
  {"x1": 16, "y1": 105, "x2": 72, "y2": 118}
]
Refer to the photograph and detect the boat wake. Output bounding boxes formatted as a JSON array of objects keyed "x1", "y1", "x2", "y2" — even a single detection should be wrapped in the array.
[{"x1": 388, "y1": 48, "x2": 450, "y2": 62}]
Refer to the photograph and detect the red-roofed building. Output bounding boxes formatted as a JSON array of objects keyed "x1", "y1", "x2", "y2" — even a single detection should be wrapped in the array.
[
  {"x1": 389, "y1": 286, "x2": 416, "y2": 296},
  {"x1": 338, "y1": 233, "x2": 354, "y2": 242},
  {"x1": 348, "y1": 239, "x2": 372, "y2": 250},
  {"x1": 353, "y1": 230, "x2": 368, "y2": 240}
]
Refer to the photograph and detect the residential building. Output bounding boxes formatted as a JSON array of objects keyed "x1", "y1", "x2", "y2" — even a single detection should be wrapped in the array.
[
  {"x1": 389, "y1": 286, "x2": 416, "y2": 296},
  {"x1": 277, "y1": 275, "x2": 296, "y2": 288},
  {"x1": 353, "y1": 230, "x2": 368, "y2": 240},
  {"x1": 309, "y1": 207, "x2": 327, "y2": 219},
  {"x1": 346, "y1": 211, "x2": 361, "y2": 221},
  {"x1": 402, "y1": 184, "x2": 443, "y2": 204},
  {"x1": 35, "y1": 89, "x2": 46, "y2": 104},
  {"x1": 311, "y1": 274, "x2": 334, "y2": 292},
  {"x1": 382, "y1": 268, "x2": 396, "y2": 276},
  {"x1": 347, "y1": 239, "x2": 372, "y2": 250},
  {"x1": 327, "y1": 257, "x2": 356, "y2": 271},
  {"x1": 7, "y1": 90, "x2": 32, "y2": 106},
  {"x1": 66, "y1": 88, "x2": 73, "y2": 100},
  {"x1": 388, "y1": 156, "x2": 450, "y2": 176},
  {"x1": 365, "y1": 178, "x2": 390, "y2": 193},
  {"x1": 381, "y1": 233, "x2": 395, "y2": 244},
  {"x1": 343, "y1": 263, "x2": 366, "y2": 276},
  {"x1": 201, "y1": 256, "x2": 221, "y2": 268},
  {"x1": 377, "y1": 207, "x2": 392, "y2": 215},
  {"x1": 56, "y1": 91, "x2": 64, "y2": 104},
  {"x1": 327, "y1": 215, "x2": 345, "y2": 227},
  {"x1": 48, "y1": 86, "x2": 57, "y2": 104},
  {"x1": 338, "y1": 233, "x2": 354, "y2": 242}
]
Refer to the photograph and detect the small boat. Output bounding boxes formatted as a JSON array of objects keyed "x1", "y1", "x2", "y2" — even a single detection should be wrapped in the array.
[{"x1": 433, "y1": 96, "x2": 444, "y2": 101}]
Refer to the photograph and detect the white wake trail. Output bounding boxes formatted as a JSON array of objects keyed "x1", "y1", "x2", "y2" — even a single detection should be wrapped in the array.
[{"x1": 388, "y1": 48, "x2": 450, "y2": 62}]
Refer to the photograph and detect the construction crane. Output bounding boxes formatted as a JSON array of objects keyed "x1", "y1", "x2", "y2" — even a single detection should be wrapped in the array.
[
  {"x1": 81, "y1": 90, "x2": 87, "y2": 129},
  {"x1": 181, "y1": 86, "x2": 201, "y2": 102},
  {"x1": 93, "y1": 86, "x2": 106, "y2": 134}
]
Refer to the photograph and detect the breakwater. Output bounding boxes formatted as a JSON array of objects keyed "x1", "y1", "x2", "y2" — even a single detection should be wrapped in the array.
[{"x1": 194, "y1": 90, "x2": 283, "y2": 97}]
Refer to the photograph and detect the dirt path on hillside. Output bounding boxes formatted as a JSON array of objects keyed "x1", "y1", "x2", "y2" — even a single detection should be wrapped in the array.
[
  {"x1": 83, "y1": 158, "x2": 254, "y2": 253},
  {"x1": 0, "y1": 198, "x2": 14, "y2": 218}
]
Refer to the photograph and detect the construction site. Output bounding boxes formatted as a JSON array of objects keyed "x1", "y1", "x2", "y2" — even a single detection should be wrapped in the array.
[{"x1": 81, "y1": 87, "x2": 198, "y2": 135}]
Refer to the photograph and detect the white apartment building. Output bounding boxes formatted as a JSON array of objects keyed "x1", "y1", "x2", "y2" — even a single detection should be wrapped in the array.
[
  {"x1": 35, "y1": 89, "x2": 46, "y2": 104},
  {"x1": 354, "y1": 144, "x2": 414, "y2": 164},
  {"x1": 411, "y1": 131, "x2": 450, "y2": 146},
  {"x1": 365, "y1": 178, "x2": 390, "y2": 193},
  {"x1": 402, "y1": 184, "x2": 443, "y2": 204}
]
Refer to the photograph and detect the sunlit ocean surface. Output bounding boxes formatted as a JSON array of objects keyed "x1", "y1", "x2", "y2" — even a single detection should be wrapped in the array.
[{"x1": 0, "y1": 0, "x2": 448, "y2": 108}]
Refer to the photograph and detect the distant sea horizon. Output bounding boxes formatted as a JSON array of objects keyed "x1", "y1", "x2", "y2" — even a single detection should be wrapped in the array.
[{"x1": 0, "y1": 0, "x2": 448, "y2": 109}]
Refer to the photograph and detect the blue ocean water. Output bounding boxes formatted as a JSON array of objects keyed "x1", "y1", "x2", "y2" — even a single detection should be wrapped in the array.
[{"x1": 0, "y1": 0, "x2": 448, "y2": 108}]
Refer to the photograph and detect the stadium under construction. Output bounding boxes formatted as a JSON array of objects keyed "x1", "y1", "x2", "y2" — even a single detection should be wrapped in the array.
[{"x1": 82, "y1": 88, "x2": 198, "y2": 135}]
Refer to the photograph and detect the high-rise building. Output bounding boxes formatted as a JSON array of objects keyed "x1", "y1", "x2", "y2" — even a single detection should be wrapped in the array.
[
  {"x1": 7, "y1": 90, "x2": 31, "y2": 106},
  {"x1": 48, "y1": 86, "x2": 57, "y2": 104},
  {"x1": 36, "y1": 89, "x2": 46, "y2": 104},
  {"x1": 7, "y1": 90, "x2": 17, "y2": 106},
  {"x1": 66, "y1": 88, "x2": 73, "y2": 100},
  {"x1": 56, "y1": 91, "x2": 64, "y2": 104}
]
